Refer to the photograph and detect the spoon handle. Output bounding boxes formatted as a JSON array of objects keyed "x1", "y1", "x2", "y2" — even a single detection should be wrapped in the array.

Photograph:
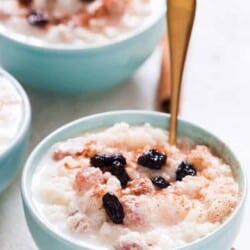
[{"x1": 168, "y1": 0, "x2": 196, "y2": 144}]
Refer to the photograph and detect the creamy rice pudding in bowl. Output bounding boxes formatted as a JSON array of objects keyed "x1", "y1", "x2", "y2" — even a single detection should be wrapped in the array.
[
  {"x1": 0, "y1": 0, "x2": 165, "y2": 92},
  {"x1": 21, "y1": 111, "x2": 246, "y2": 250},
  {"x1": 0, "y1": 68, "x2": 30, "y2": 192}
]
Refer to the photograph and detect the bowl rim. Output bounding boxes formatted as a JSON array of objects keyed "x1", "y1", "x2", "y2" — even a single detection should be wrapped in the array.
[
  {"x1": 0, "y1": 67, "x2": 31, "y2": 158},
  {"x1": 21, "y1": 110, "x2": 247, "y2": 250},
  {"x1": 0, "y1": 0, "x2": 166, "y2": 52}
]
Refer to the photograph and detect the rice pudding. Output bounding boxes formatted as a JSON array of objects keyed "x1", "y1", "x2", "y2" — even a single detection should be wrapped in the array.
[
  {"x1": 0, "y1": 74, "x2": 23, "y2": 153},
  {"x1": 0, "y1": 0, "x2": 163, "y2": 46},
  {"x1": 32, "y1": 123, "x2": 239, "y2": 250}
]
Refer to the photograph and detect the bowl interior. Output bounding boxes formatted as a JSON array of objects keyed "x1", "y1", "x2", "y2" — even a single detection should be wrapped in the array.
[{"x1": 22, "y1": 110, "x2": 247, "y2": 249}]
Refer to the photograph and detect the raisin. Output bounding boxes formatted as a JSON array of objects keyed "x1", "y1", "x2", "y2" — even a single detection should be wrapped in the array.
[
  {"x1": 90, "y1": 154, "x2": 107, "y2": 168},
  {"x1": 111, "y1": 160, "x2": 130, "y2": 188},
  {"x1": 27, "y1": 10, "x2": 48, "y2": 27},
  {"x1": 90, "y1": 153, "x2": 126, "y2": 168},
  {"x1": 176, "y1": 161, "x2": 197, "y2": 181},
  {"x1": 18, "y1": 0, "x2": 32, "y2": 5},
  {"x1": 151, "y1": 176, "x2": 170, "y2": 189},
  {"x1": 105, "y1": 154, "x2": 126, "y2": 165},
  {"x1": 80, "y1": 0, "x2": 95, "y2": 2},
  {"x1": 90, "y1": 154, "x2": 129, "y2": 187},
  {"x1": 103, "y1": 193, "x2": 124, "y2": 224},
  {"x1": 137, "y1": 149, "x2": 167, "y2": 170}
]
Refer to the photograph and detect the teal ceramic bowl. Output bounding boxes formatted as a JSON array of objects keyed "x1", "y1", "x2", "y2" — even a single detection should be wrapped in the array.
[
  {"x1": 0, "y1": 3, "x2": 165, "y2": 93},
  {"x1": 21, "y1": 111, "x2": 247, "y2": 250},
  {"x1": 0, "y1": 68, "x2": 31, "y2": 192}
]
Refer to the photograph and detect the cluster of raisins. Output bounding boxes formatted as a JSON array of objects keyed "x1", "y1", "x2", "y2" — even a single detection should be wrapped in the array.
[
  {"x1": 91, "y1": 154, "x2": 128, "y2": 224},
  {"x1": 99, "y1": 150, "x2": 197, "y2": 224},
  {"x1": 137, "y1": 149, "x2": 197, "y2": 186},
  {"x1": 90, "y1": 153, "x2": 130, "y2": 188},
  {"x1": 91, "y1": 153, "x2": 126, "y2": 167}
]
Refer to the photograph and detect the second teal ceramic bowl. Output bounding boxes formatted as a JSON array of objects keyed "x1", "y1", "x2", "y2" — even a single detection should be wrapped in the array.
[
  {"x1": 21, "y1": 111, "x2": 247, "y2": 250},
  {"x1": 0, "y1": 4, "x2": 165, "y2": 93},
  {"x1": 0, "y1": 68, "x2": 31, "y2": 192}
]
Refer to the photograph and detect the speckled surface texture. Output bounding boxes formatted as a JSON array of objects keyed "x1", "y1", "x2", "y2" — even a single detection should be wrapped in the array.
[{"x1": 0, "y1": 0, "x2": 249, "y2": 249}]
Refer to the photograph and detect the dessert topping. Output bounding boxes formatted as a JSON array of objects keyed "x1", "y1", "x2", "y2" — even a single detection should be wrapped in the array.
[
  {"x1": 27, "y1": 10, "x2": 48, "y2": 27},
  {"x1": 91, "y1": 154, "x2": 129, "y2": 187},
  {"x1": 137, "y1": 149, "x2": 167, "y2": 170},
  {"x1": 176, "y1": 161, "x2": 197, "y2": 181},
  {"x1": 103, "y1": 192, "x2": 124, "y2": 224},
  {"x1": 18, "y1": 0, "x2": 32, "y2": 6},
  {"x1": 111, "y1": 160, "x2": 130, "y2": 188},
  {"x1": 151, "y1": 176, "x2": 170, "y2": 189},
  {"x1": 91, "y1": 153, "x2": 126, "y2": 168}
]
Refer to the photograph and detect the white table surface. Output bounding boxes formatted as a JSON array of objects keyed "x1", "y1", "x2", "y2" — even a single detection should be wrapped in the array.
[{"x1": 0, "y1": 0, "x2": 249, "y2": 249}]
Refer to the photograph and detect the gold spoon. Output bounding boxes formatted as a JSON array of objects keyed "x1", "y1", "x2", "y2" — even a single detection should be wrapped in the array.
[
  {"x1": 167, "y1": 0, "x2": 196, "y2": 144},
  {"x1": 167, "y1": 4, "x2": 236, "y2": 249}
]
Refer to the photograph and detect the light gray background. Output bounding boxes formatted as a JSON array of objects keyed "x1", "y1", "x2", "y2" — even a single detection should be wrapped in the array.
[{"x1": 0, "y1": 0, "x2": 249, "y2": 249}]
